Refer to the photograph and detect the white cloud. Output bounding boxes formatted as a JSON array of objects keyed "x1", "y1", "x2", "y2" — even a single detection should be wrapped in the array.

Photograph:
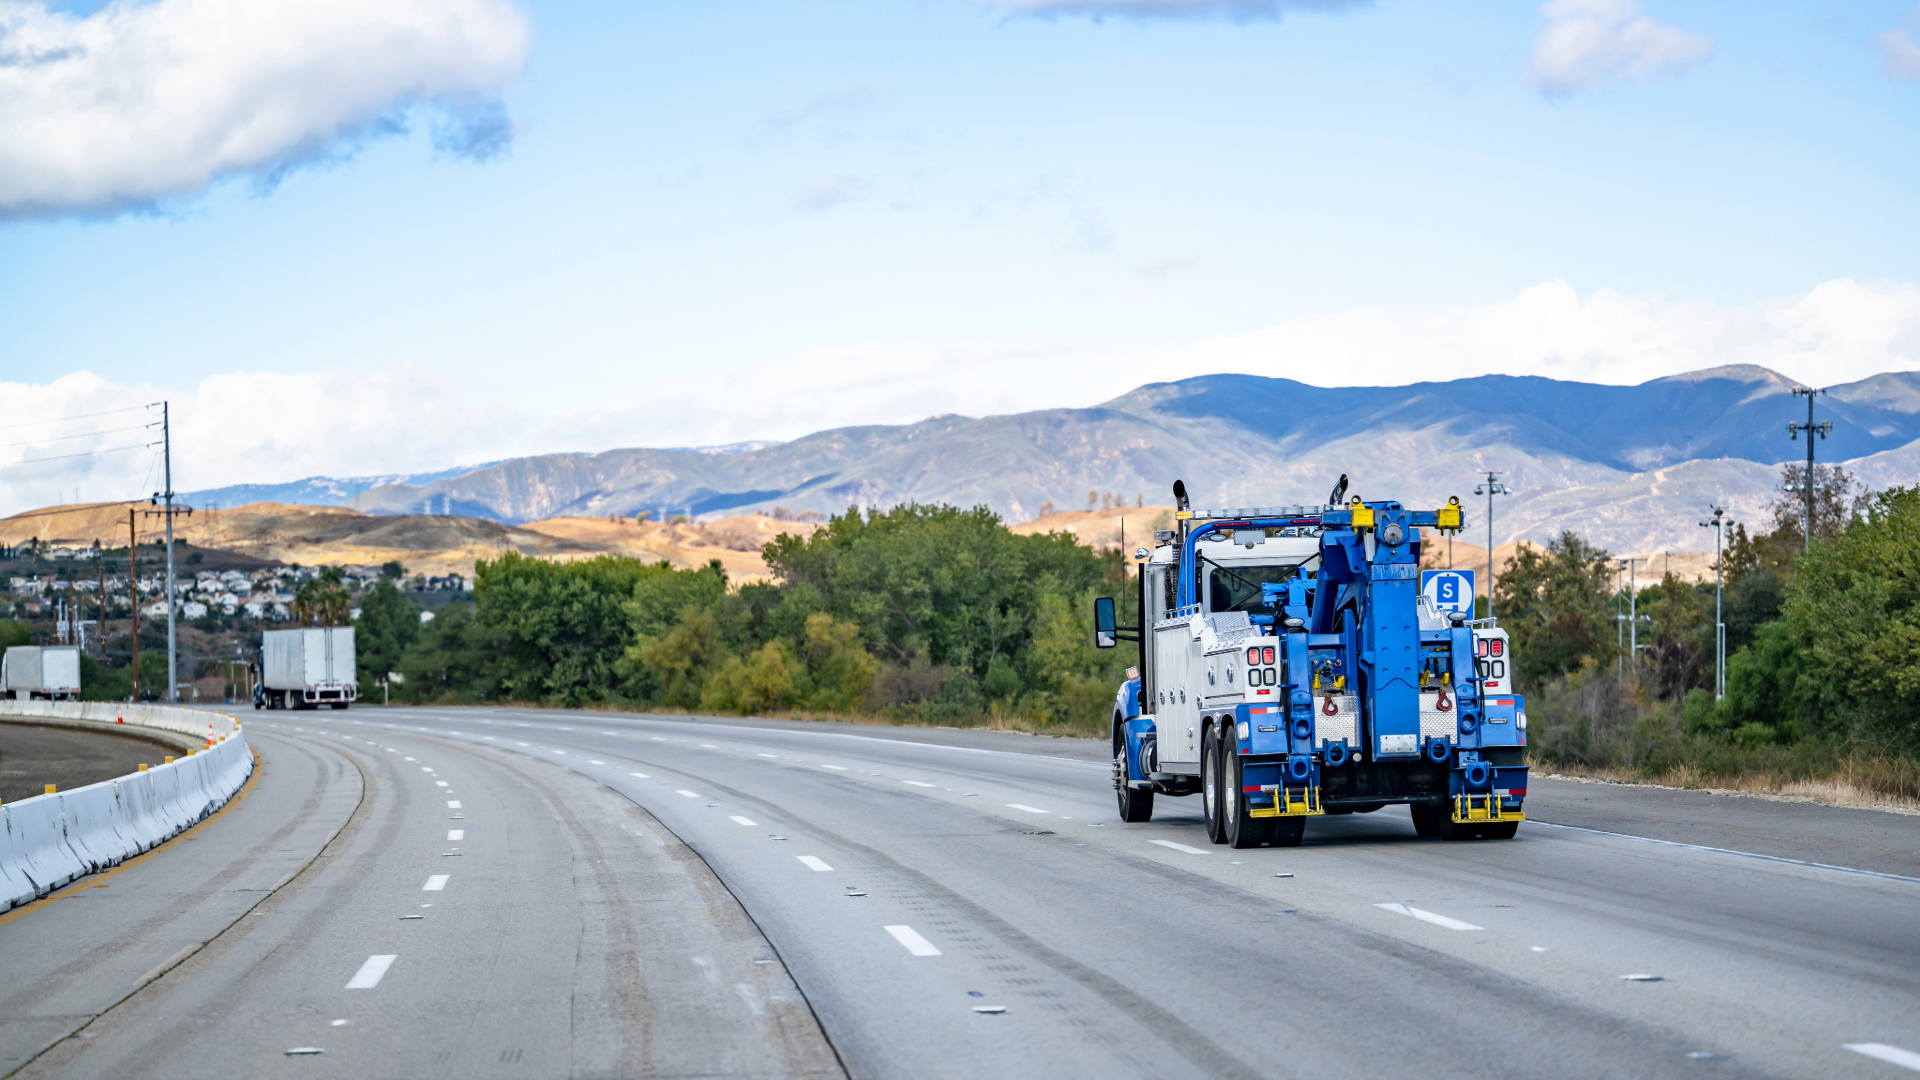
[
  {"x1": 979, "y1": 0, "x2": 1359, "y2": 19},
  {"x1": 5, "y1": 279, "x2": 1917, "y2": 513},
  {"x1": 0, "y1": 0, "x2": 530, "y2": 219},
  {"x1": 1168, "y1": 279, "x2": 1920, "y2": 390},
  {"x1": 1527, "y1": 0, "x2": 1713, "y2": 95},
  {"x1": 1878, "y1": 9, "x2": 1920, "y2": 81}
]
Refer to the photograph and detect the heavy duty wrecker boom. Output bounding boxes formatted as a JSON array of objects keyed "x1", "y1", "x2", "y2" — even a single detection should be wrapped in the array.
[{"x1": 1094, "y1": 480, "x2": 1528, "y2": 848}]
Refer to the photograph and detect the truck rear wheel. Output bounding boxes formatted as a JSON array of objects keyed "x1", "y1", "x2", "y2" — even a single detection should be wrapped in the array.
[
  {"x1": 1202, "y1": 727, "x2": 1226, "y2": 844},
  {"x1": 1410, "y1": 803, "x2": 1448, "y2": 838},
  {"x1": 1481, "y1": 821, "x2": 1519, "y2": 840},
  {"x1": 1225, "y1": 752, "x2": 1273, "y2": 849},
  {"x1": 1115, "y1": 752, "x2": 1154, "y2": 823}
]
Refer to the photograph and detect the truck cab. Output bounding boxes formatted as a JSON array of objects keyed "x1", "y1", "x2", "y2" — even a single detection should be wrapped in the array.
[{"x1": 1099, "y1": 486, "x2": 1526, "y2": 848}]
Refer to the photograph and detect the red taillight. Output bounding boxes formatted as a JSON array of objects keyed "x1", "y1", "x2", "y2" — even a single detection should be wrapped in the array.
[
  {"x1": 1262, "y1": 647, "x2": 1276, "y2": 665},
  {"x1": 1490, "y1": 640, "x2": 1504, "y2": 656},
  {"x1": 1477, "y1": 640, "x2": 1489, "y2": 657},
  {"x1": 1246, "y1": 647, "x2": 1259, "y2": 664}
]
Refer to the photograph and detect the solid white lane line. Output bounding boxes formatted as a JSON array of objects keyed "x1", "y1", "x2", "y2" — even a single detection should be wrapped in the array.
[
  {"x1": 903, "y1": 781, "x2": 936, "y2": 788},
  {"x1": 1150, "y1": 840, "x2": 1210, "y2": 855},
  {"x1": 446, "y1": 800, "x2": 462, "y2": 808},
  {"x1": 884, "y1": 925, "x2": 942, "y2": 956},
  {"x1": 423, "y1": 875, "x2": 449, "y2": 891},
  {"x1": 448, "y1": 830, "x2": 464, "y2": 840},
  {"x1": 730, "y1": 816, "x2": 759, "y2": 826},
  {"x1": 1375, "y1": 903, "x2": 1484, "y2": 931},
  {"x1": 676, "y1": 790, "x2": 700, "y2": 798},
  {"x1": 797, "y1": 856, "x2": 834, "y2": 872},
  {"x1": 1527, "y1": 821, "x2": 1920, "y2": 885},
  {"x1": 1847, "y1": 1044, "x2": 1920, "y2": 1072},
  {"x1": 346, "y1": 954, "x2": 397, "y2": 990},
  {"x1": 1006, "y1": 803, "x2": 1047, "y2": 813}
]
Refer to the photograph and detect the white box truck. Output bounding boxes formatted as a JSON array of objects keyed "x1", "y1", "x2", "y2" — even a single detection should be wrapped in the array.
[
  {"x1": 254, "y1": 627, "x2": 357, "y2": 710},
  {"x1": 1, "y1": 646, "x2": 82, "y2": 701}
]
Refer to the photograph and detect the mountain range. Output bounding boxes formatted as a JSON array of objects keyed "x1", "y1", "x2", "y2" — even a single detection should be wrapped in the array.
[{"x1": 181, "y1": 365, "x2": 1920, "y2": 554}]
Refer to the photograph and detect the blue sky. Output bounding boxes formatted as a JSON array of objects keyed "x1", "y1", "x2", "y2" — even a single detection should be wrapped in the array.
[{"x1": 2, "y1": 0, "x2": 1917, "y2": 504}]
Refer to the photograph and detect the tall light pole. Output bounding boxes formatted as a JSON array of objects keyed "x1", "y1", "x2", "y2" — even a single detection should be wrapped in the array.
[
  {"x1": 1473, "y1": 472, "x2": 1512, "y2": 619},
  {"x1": 1699, "y1": 505, "x2": 1729, "y2": 700},
  {"x1": 1787, "y1": 387, "x2": 1831, "y2": 554},
  {"x1": 1616, "y1": 556, "x2": 1649, "y2": 672}
]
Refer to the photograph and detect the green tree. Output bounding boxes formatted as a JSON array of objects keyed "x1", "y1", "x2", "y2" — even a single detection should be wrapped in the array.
[
  {"x1": 476, "y1": 553, "x2": 652, "y2": 704},
  {"x1": 397, "y1": 605, "x2": 496, "y2": 702},
  {"x1": 763, "y1": 504, "x2": 1103, "y2": 678},
  {"x1": 1777, "y1": 485, "x2": 1920, "y2": 749},
  {"x1": 0, "y1": 619, "x2": 31, "y2": 649},
  {"x1": 355, "y1": 580, "x2": 421, "y2": 689},
  {"x1": 294, "y1": 567, "x2": 352, "y2": 626},
  {"x1": 1493, "y1": 532, "x2": 1618, "y2": 686}
]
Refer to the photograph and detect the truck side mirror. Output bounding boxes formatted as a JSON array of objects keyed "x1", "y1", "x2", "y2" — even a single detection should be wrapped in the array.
[{"x1": 1093, "y1": 597, "x2": 1117, "y2": 649}]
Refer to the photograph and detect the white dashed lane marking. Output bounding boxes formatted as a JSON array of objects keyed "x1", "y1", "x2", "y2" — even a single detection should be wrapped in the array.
[
  {"x1": 448, "y1": 830, "x2": 464, "y2": 841},
  {"x1": 630, "y1": 772, "x2": 648, "y2": 779},
  {"x1": 730, "y1": 816, "x2": 758, "y2": 826},
  {"x1": 423, "y1": 875, "x2": 449, "y2": 892},
  {"x1": 1375, "y1": 903, "x2": 1483, "y2": 931},
  {"x1": 676, "y1": 790, "x2": 701, "y2": 798},
  {"x1": 446, "y1": 800, "x2": 462, "y2": 809},
  {"x1": 903, "y1": 781, "x2": 936, "y2": 788},
  {"x1": 1848, "y1": 1044, "x2": 1920, "y2": 1072},
  {"x1": 1150, "y1": 840, "x2": 1209, "y2": 855},
  {"x1": 884, "y1": 925, "x2": 942, "y2": 956},
  {"x1": 1006, "y1": 804, "x2": 1047, "y2": 813},
  {"x1": 797, "y1": 856, "x2": 833, "y2": 872},
  {"x1": 346, "y1": 955, "x2": 397, "y2": 990}
]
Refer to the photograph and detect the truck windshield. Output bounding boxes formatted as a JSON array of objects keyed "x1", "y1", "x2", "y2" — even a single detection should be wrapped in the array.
[{"x1": 1203, "y1": 560, "x2": 1307, "y2": 615}]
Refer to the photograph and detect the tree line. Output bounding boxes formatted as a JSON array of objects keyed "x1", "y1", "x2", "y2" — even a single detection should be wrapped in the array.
[
  {"x1": 355, "y1": 504, "x2": 1137, "y2": 734},
  {"x1": 1493, "y1": 465, "x2": 1919, "y2": 767}
]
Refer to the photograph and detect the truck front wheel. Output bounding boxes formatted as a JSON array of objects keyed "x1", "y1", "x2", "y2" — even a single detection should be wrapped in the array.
[{"x1": 1115, "y1": 752, "x2": 1154, "y2": 823}]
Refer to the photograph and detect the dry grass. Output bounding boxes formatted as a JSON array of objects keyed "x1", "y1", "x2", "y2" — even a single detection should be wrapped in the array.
[{"x1": 1538, "y1": 757, "x2": 1920, "y2": 816}]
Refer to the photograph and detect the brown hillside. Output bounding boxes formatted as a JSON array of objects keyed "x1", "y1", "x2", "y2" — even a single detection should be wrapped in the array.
[
  {"x1": 0, "y1": 502, "x2": 820, "y2": 580},
  {"x1": 517, "y1": 514, "x2": 821, "y2": 583}
]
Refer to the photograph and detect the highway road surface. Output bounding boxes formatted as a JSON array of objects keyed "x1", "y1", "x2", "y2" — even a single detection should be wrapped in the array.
[{"x1": 1, "y1": 705, "x2": 1916, "y2": 1079}]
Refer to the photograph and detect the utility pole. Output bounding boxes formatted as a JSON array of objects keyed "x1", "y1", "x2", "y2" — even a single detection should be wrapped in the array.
[
  {"x1": 96, "y1": 541, "x2": 106, "y2": 658},
  {"x1": 129, "y1": 508, "x2": 140, "y2": 702},
  {"x1": 1699, "y1": 505, "x2": 1729, "y2": 700},
  {"x1": 1786, "y1": 387, "x2": 1831, "y2": 554},
  {"x1": 1473, "y1": 471, "x2": 1512, "y2": 619},
  {"x1": 158, "y1": 402, "x2": 179, "y2": 702}
]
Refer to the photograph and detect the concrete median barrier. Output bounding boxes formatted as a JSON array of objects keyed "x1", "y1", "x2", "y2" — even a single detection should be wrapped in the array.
[{"x1": 0, "y1": 702, "x2": 253, "y2": 909}]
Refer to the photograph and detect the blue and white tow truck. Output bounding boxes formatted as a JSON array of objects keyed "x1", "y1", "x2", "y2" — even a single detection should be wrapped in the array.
[{"x1": 1093, "y1": 479, "x2": 1528, "y2": 847}]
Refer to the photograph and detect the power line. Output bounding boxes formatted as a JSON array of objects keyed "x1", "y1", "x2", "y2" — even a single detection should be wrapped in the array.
[
  {"x1": 0, "y1": 442, "x2": 157, "y2": 470},
  {"x1": 0, "y1": 422, "x2": 155, "y2": 450},
  {"x1": 0, "y1": 403, "x2": 154, "y2": 432}
]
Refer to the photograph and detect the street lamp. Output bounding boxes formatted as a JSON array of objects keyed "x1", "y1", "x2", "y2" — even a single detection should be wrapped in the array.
[
  {"x1": 1787, "y1": 387, "x2": 1831, "y2": 554},
  {"x1": 1615, "y1": 556, "x2": 1650, "y2": 673},
  {"x1": 1699, "y1": 505, "x2": 1729, "y2": 700},
  {"x1": 1473, "y1": 472, "x2": 1512, "y2": 619}
]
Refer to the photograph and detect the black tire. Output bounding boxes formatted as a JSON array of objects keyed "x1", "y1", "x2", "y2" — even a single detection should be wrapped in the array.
[
  {"x1": 1225, "y1": 751, "x2": 1273, "y2": 849},
  {"x1": 1411, "y1": 802, "x2": 1449, "y2": 838},
  {"x1": 1482, "y1": 821, "x2": 1519, "y2": 840},
  {"x1": 330, "y1": 702, "x2": 348, "y2": 710},
  {"x1": 1202, "y1": 725, "x2": 1226, "y2": 844},
  {"x1": 1116, "y1": 753, "x2": 1155, "y2": 823},
  {"x1": 1269, "y1": 815, "x2": 1306, "y2": 848}
]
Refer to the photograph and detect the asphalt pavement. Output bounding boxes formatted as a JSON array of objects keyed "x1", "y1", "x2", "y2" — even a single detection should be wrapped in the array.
[{"x1": 2, "y1": 705, "x2": 1916, "y2": 1080}]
